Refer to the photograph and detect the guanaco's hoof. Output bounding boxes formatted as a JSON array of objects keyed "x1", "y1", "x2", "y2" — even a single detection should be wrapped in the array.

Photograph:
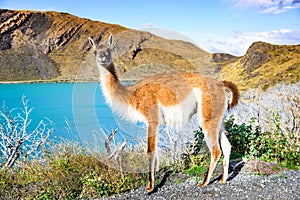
[
  {"x1": 146, "y1": 183, "x2": 154, "y2": 193},
  {"x1": 199, "y1": 182, "x2": 208, "y2": 187},
  {"x1": 219, "y1": 179, "x2": 227, "y2": 184}
]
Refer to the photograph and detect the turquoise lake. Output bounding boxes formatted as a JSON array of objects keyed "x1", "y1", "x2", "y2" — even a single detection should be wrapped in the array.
[{"x1": 0, "y1": 83, "x2": 145, "y2": 147}]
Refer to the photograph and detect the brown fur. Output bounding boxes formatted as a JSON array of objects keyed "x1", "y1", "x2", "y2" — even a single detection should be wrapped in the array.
[{"x1": 223, "y1": 80, "x2": 240, "y2": 108}]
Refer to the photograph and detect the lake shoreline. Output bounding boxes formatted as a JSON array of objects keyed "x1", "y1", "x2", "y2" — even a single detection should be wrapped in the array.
[
  {"x1": 0, "y1": 80, "x2": 98, "y2": 84},
  {"x1": 0, "y1": 78, "x2": 137, "y2": 84}
]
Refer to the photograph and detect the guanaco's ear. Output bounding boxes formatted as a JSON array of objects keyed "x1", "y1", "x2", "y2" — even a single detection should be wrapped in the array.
[
  {"x1": 108, "y1": 34, "x2": 113, "y2": 48},
  {"x1": 88, "y1": 37, "x2": 96, "y2": 50}
]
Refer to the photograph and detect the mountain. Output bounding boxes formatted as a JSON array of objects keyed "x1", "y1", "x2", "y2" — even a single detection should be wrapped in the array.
[
  {"x1": 0, "y1": 9, "x2": 299, "y2": 90},
  {"x1": 0, "y1": 9, "x2": 213, "y2": 82},
  {"x1": 218, "y1": 42, "x2": 300, "y2": 90}
]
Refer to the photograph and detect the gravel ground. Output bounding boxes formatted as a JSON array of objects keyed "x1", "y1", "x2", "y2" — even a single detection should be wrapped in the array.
[{"x1": 100, "y1": 161, "x2": 300, "y2": 200}]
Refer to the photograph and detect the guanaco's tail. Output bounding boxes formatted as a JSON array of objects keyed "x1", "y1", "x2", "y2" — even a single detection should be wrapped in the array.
[{"x1": 223, "y1": 80, "x2": 239, "y2": 109}]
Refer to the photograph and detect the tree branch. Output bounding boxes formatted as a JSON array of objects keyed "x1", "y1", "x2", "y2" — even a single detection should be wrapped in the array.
[
  {"x1": 0, "y1": 97, "x2": 52, "y2": 169},
  {"x1": 105, "y1": 128, "x2": 118, "y2": 155}
]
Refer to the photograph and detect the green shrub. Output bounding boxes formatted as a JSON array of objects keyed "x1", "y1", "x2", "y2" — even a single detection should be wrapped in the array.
[
  {"x1": 182, "y1": 112, "x2": 300, "y2": 178},
  {"x1": 184, "y1": 164, "x2": 207, "y2": 176},
  {"x1": 225, "y1": 114, "x2": 300, "y2": 168},
  {"x1": 181, "y1": 128, "x2": 210, "y2": 176}
]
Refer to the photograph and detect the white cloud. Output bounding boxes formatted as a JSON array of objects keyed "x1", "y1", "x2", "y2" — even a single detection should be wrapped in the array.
[
  {"x1": 224, "y1": 0, "x2": 300, "y2": 14},
  {"x1": 141, "y1": 22, "x2": 157, "y2": 28},
  {"x1": 139, "y1": 27, "x2": 300, "y2": 56},
  {"x1": 140, "y1": 28, "x2": 198, "y2": 45},
  {"x1": 200, "y1": 29, "x2": 300, "y2": 56}
]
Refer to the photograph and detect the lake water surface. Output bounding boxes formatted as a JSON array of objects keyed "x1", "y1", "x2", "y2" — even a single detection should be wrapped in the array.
[{"x1": 0, "y1": 83, "x2": 145, "y2": 146}]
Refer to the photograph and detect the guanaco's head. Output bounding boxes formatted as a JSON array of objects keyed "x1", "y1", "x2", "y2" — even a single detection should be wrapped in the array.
[{"x1": 89, "y1": 34, "x2": 113, "y2": 67}]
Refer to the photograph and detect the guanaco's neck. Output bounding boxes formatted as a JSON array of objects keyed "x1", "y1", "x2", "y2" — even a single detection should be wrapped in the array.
[{"x1": 99, "y1": 63, "x2": 129, "y2": 105}]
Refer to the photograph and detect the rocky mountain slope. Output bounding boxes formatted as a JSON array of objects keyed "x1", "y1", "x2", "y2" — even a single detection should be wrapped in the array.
[
  {"x1": 0, "y1": 9, "x2": 213, "y2": 82},
  {"x1": 0, "y1": 9, "x2": 299, "y2": 90},
  {"x1": 218, "y1": 42, "x2": 300, "y2": 90}
]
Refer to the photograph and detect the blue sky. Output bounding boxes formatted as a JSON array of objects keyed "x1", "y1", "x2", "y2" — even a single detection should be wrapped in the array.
[{"x1": 1, "y1": 0, "x2": 300, "y2": 55}]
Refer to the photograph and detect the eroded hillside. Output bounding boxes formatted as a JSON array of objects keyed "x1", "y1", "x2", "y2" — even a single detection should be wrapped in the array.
[{"x1": 0, "y1": 9, "x2": 214, "y2": 82}]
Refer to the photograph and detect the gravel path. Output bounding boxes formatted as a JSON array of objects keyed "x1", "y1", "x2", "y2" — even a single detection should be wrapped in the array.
[{"x1": 100, "y1": 161, "x2": 300, "y2": 200}]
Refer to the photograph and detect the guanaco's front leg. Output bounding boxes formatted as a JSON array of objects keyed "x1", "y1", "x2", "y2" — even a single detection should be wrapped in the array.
[{"x1": 146, "y1": 122, "x2": 158, "y2": 192}]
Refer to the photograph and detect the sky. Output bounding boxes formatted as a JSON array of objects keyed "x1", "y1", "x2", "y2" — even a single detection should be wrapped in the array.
[{"x1": 1, "y1": 0, "x2": 300, "y2": 56}]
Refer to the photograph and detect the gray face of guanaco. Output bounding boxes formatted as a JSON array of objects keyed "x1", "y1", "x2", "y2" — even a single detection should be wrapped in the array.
[
  {"x1": 89, "y1": 34, "x2": 113, "y2": 67},
  {"x1": 94, "y1": 44, "x2": 112, "y2": 66}
]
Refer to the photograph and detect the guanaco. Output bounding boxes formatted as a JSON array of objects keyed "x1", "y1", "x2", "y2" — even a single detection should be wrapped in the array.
[{"x1": 89, "y1": 34, "x2": 239, "y2": 192}]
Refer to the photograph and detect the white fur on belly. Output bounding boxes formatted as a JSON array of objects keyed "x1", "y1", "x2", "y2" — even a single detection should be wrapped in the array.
[{"x1": 159, "y1": 88, "x2": 202, "y2": 130}]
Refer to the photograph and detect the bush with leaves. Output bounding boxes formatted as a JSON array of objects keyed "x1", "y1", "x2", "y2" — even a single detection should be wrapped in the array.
[
  {"x1": 181, "y1": 109, "x2": 300, "y2": 178},
  {"x1": 225, "y1": 114, "x2": 300, "y2": 169},
  {"x1": 181, "y1": 128, "x2": 210, "y2": 175}
]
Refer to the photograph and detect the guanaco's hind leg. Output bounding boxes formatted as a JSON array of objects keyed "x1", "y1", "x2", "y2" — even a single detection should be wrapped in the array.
[
  {"x1": 219, "y1": 130, "x2": 231, "y2": 183},
  {"x1": 200, "y1": 124, "x2": 222, "y2": 186},
  {"x1": 146, "y1": 122, "x2": 158, "y2": 192},
  {"x1": 200, "y1": 131, "x2": 222, "y2": 186},
  {"x1": 200, "y1": 127, "x2": 231, "y2": 186}
]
